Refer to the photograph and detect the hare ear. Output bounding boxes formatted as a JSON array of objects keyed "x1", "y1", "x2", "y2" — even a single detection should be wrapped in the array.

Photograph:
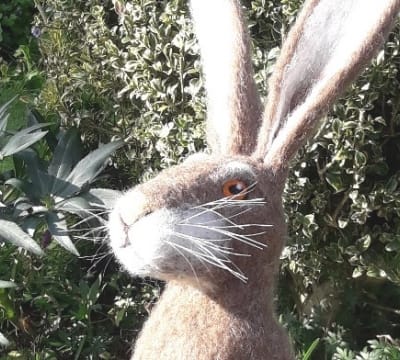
[
  {"x1": 190, "y1": 0, "x2": 262, "y2": 156},
  {"x1": 253, "y1": 0, "x2": 400, "y2": 173}
]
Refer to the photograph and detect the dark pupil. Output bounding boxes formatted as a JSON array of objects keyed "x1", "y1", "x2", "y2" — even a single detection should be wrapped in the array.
[{"x1": 229, "y1": 183, "x2": 244, "y2": 194}]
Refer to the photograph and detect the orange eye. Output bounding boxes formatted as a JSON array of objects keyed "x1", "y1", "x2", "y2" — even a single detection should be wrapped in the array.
[{"x1": 222, "y1": 179, "x2": 248, "y2": 200}]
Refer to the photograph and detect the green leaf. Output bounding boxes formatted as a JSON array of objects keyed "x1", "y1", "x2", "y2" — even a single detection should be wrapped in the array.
[
  {"x1": 0, "y1": 332, "x2": 10, "y2": 347},
  {"x1": 0, "y1": 97, "x2": 18, "y2": 138},
  {"x1": 46, "y1": 212, "x2": 79, "y2": 256},
  {"x1": 27, "y1": 108, "x2": 46, "y2": 127},
  {"x1": 302, "y1": 338, "x2": 320, "y2": 360},
  {"x1": 4, "y1": 178, "x2": 33, "y2": 197},
  {"x1": 48, "y1": 128, "x2": 82, "y2": 194},
  {"x1": 0, "y1": 219, "x2": 44, "y2": 256},
  {"x1": 0, "y1": 96, "x2": 17, "y2": 123},
  {"x1": 0, "y1": 288, "x2": 16, "y2": 320},
  {"x1": 0, "y1": 280, "x2": 16, "y2": 288},
  {"x1": 386, "y1": 177, "x2": 398, "y2": 193},
  {"x1": 20, "y1": 217, "x2": 42, "y2": 237},
  {"x1": 82, "y1": 188, "x2": 122, "y2": 210},
  {"x1": 356, "y1": 234, "x2": 371, "y2": 251},
  {"x1": 16, "y1": 149, "x2": 52, "y2": 198},
  {"x1": 55, "y1": 196, "x2": 93, "y2": 218},
  {"x1": 1, "y1": 123, "x2": 49, "y2": 158},
  {"x1": 57, "y1": 140, "x2": 124, "y2": 198},
  {"x1": 325, "y1": 171, "x2": 346, "y2": 193},
  {"x1": 87, "y1": 275, "x2": 103, "y2": 305},
  {"x1": 0, "y1": 113, "x2": 9, "y2": 136},
  {"x1": 352, "y1": 267, "x2": 363, "y2": 278},
  {"x1": 56, "y1": 190, "x2": 121, "y2": 229},
  {"x1": 354, "y1": 150, "x2": 367, "y2": 168},
  {"x1": 384, "y1": 238, "x2": 400, "y2": 252}
]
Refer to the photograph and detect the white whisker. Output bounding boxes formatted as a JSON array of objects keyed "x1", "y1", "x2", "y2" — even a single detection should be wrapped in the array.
[
  {"x1": 173, "y1": 232, "x2": 251, "y2": 257},
  {"x1": 183, "y1": 223, "x2": 267, "y2": 250},
  {"x1": 66, "y1": 226, "x2": 107, "y2": 234},
  {"x1": 165, "y1": 240, "x2": 200, "y2": 285},
  {"x1": 167, "y1": 241, "x2": 247, "y2": 282},
  {"x1": 173, "y1": 232, "x2": 249, "y2": 280}
]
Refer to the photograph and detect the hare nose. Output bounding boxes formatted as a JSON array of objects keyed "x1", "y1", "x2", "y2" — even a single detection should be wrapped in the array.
[
  {"x1": 119, "y1": 208, "x2": 152, "y2": 228},
  {"x1": 118, "y1": 209, "x2": 153, "y2": 248},
  {"x1": 119, "y1": 214, "x2": 131, "y2": 248}
]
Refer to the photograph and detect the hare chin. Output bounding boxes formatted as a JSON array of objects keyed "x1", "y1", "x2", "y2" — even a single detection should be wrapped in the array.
[{"x1": 108, "y1": 206, "x2": 229, "y2": 280}]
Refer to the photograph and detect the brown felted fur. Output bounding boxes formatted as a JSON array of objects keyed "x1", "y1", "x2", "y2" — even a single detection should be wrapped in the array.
[
  {"x1": 121, "y1": 157, "x2": 293, "y2": 360},
  {"x1": 132, "y1": 281, "x2": 292, "y2": 360},
  {"x1": 108, "y1": 1, "x2": 400, "y2": 359}
]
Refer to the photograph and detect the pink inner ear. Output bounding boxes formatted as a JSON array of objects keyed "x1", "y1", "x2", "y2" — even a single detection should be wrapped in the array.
[
  {"x1": 283, "y1": 0, "x2": 386, "y2": 116},
  {"x1": 254, "y1": 0, "x2": 400, "y2": 172},
  {"x1": 191, "y1": 0, "x2": 262, "y2": 156}
]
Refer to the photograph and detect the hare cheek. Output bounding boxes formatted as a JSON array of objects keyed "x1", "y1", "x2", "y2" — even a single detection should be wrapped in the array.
[{"x1": 109, "y1": 207, "x2": 229, "y2": 279}]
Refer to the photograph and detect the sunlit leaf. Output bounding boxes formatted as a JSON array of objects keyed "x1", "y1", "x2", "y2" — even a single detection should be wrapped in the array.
[
  {"x1": 302, "y1": 338, "x2": 320, "y2": 360},
  {"x1": 1, "y1": 123, "x2": 49, "y2": 158},
  {"x1": 325, "y1": 171, "x2": 345, "y2": 193},
  {"x1": 0, "y1": 280, "x2": 16, "y2": 288},
  {"x1": 0, "y1": 219, "x2": 43, "y2": 255},
  {"x1": 46, "y1": 212, "x2": 79, "y2": 256},
  {"x1": 57, "y1": 140, "x2": 124, "y2": 198},
  {"x1": 48, "y1": 128, "x2": 83, "y2": 194},
  {"x1": 55, "y1": 196, "x2": 92, "y2": 219},
  {"x1": 0, "y1": 97, "x2": 18, "y2": 139},
  {"x1": 0, "y1": 96, "x2": 17, "y2": 123},
  {"x1": 82, "y1": 188, "x2": 122, "y2": 210},
  {"x1": 0, "y1": 113, "x2": 9, "y2": 136},
  {"x1": 16, "y1": 149, "x2": 53, "y2": 198},
  {"x1": 0, "y1": 332, "x2": 10, "y2": 347}
]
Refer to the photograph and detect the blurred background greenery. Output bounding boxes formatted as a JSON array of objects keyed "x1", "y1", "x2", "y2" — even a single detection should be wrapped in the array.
[{"x1": 0, "y1": 0, "x2": 400, "y2": 359}]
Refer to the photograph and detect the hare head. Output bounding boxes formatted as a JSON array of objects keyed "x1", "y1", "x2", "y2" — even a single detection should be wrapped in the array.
[
  {"x1": 109, "y1": 0, "x2": 399, "y2": 294},
  {"x1": 109, "y1": 154, "x2": 286, "y2": 289}
]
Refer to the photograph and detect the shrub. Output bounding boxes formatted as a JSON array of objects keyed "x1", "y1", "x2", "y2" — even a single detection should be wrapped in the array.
[
  {"x1": 22, "y1": 0, "x2": 400, "y2": 357},
  {"x1": 35, "y1": 0, "x2": 205, "y2": 184},
  {"x1": 0, "y1": 99, "x2": 132, "y2": 358},
  {"x1": 280, "y1": 28, "x2": 400, "y2": 356},
  {"x1": 0, "y1": 0, "x2": 36, "y2": 60}
]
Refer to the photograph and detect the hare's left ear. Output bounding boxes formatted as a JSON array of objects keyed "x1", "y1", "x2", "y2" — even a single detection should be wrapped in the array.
[
  {"x1": 253, "y1": 0, "x2": 400, "y2": 173},
  {"x1": 190, "y1": 0, "x2": 262, "y2": 156}
]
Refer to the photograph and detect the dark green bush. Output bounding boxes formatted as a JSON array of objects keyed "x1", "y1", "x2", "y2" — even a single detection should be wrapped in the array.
[
  {"x1": 1, "y1": 0, "x2": 396, "y2": 358},
  {"x1": 0, "y1": 0, "x2": 36, "y2": 60},
  {"x1": 0, "y1": 99, "x2": 132, "y2": 358}
]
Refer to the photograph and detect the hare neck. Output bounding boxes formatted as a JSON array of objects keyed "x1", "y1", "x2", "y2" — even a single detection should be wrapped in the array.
[{"x1": 132, "y1": 280, "x2": 293, "y2": 360}]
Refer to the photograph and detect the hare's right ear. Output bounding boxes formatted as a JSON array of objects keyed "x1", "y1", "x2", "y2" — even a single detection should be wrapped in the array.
[
  {"x1": 253, "y1": 0, "x2": 400, "y2": 174},
  {"x1": 190, "y1": 0, "x2": 262, "y2": 156}
]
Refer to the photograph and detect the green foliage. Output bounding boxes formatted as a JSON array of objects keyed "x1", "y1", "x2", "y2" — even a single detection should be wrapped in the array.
[
  {"x1": 0, "y1": 98, "x2": 49, "y2": 160},
  {"x1": 0, "y1": 98, "x2": 48, "y2": 256},
  {"x1": 0, "y1": 38, "x2": 45, "y2": 137},
  {"x1": 302, "y1": 338, "x2": 320, "y2": 360},
  {"x1": 280, "y1": 25, "x2": 400, "y2": 357},
  {"x1": 0, "y1": 99, "x2": 126, "y2": 355},
  {"x1": 0, "y1": 0, "x2": 35, "y2": 59},
  {"x1": 35, "y1": 0, "x2": 205, "y2": 183},
  {"x1": 329, "y1": 334, "x2": 400, "y2": 359},
  {"x1": 0, "y1": 241, "x2": 156, "y2": 359},
  {"x1": 0, "y1": 99, "x2": 122, "y2": 256}
]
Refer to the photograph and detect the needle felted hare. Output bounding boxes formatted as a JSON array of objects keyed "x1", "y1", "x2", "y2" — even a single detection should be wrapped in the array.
[{"x1": 108, "y1": 0, "x2": 400, "y2": 359}]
